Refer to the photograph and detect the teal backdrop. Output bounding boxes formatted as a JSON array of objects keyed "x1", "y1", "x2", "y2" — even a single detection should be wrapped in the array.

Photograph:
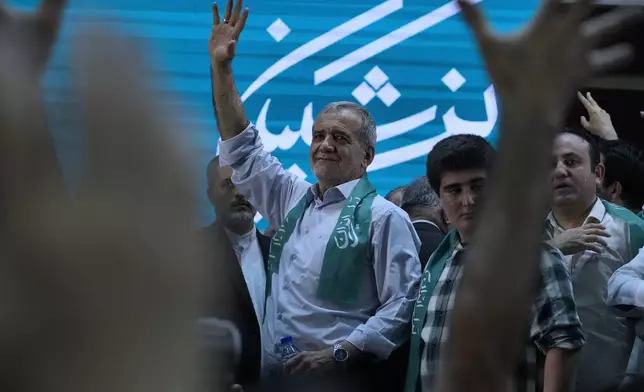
[{"x1": 11, "y1": 0, "x2": 540, "y2": 229}]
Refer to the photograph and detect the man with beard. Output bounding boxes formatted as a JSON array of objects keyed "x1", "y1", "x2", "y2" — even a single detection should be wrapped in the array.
[
  {"x1": 201, "y1": 156, "x2": 272, "y2": 388},
  {"x1": 545, "y1": 128, "x2": 644, "y2": 392},
  {"x1": 404, "y1": 134, "x2": 584, "y2": 392}
]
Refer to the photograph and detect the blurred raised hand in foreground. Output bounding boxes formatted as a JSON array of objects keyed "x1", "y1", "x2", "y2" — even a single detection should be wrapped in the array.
[
  {"x1": 441, "y1": 1, "x2": 643, "y2": 392},
  {"x1": 0, "y1": 2, "x2": 207, "y2": 392}
]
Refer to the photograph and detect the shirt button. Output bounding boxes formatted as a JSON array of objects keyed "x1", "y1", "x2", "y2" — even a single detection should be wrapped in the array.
[
  {"x1": 277, "y1": 314, "x2": 283, "y2": 320},
  {"x1": 283, "y1": 283, "x2": 288, "y2": 290},
  {"x1": 290, "y1": 254, "x2": 297, "y2": 260},
  {"x1": 304, "y1": 229, "x2": 309, "y2": 234}
]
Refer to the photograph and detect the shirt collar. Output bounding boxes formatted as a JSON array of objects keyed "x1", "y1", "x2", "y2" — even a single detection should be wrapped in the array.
[
  {"x1": 225, "y1": 227, "x2": 256, "y2": 250},
  {"x1": 307, "y1": 178, "x2": 361, "y2": 203},
  {"x1": 412, "y1": 219, "x2": 441, "y2": 230},
  {"x1": 546, "y1": 198, "x2": 606, "y2": 231}
]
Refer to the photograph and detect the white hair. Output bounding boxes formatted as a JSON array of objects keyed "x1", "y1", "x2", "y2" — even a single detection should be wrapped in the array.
[{"x1": 319, "y1": 101, "x2": 377, "y2": 148}]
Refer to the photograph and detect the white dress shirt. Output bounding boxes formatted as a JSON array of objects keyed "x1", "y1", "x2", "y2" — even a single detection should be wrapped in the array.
[
  {"x1": 219, "y1": 124, "x2": 422, "y2": 370},
  {"x1": 225, "y1": 228, "x2": 267, "y2": 326},
  {"x1": 546, "y1": 199, "x2": 635, "y2": 391}
]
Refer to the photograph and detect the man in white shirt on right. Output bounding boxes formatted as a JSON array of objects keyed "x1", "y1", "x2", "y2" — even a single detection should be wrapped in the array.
[{"x1": 545, "y1": 128, "x2": 644, "y2": 392}]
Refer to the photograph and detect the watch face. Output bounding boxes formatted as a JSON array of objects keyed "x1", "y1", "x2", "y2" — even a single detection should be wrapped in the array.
[{"x1": 334, "y1": 348, "x2": 348, "y2": 362}]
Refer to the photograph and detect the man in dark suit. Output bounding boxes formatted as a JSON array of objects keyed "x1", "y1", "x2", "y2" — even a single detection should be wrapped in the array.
[
  {"x1": 400, "y1": 176, "x2": 446, "y2": 269},
  {"x1": 200, "y1": 156, "x2": 271, "y2": 388}
]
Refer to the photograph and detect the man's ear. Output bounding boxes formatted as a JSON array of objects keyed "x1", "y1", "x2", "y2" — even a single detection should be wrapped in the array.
[
  {"x1": 363, "y1": 145, "x2": 375, "y2": 168},
  {"x1": 595, "y1": 162, "x2": 605, "y2": 186},
  {"x1": 610, "y1": 181, "x2": 623, "y2": 201}
]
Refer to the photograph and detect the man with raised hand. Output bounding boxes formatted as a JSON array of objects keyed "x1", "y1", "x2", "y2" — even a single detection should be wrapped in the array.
[
  {"x1": 208, "y1": 0, "x2": 422, "y2": 386},
  {"x1": 414, "y1": 1, "x2": 643, "y2": 392}
]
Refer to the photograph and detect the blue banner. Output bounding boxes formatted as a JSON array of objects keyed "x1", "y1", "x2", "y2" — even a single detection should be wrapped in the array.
[{"x1": 14, "y1": 0, "x2": 540, "y2": 228}]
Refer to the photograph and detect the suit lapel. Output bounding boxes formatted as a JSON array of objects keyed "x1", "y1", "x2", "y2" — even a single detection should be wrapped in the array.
[{"x1": 212, "y1": 223, "x2": 255, "y2": 311}]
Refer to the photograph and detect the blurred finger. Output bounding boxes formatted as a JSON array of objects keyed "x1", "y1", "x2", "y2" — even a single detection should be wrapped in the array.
[
  {"x1": 584, "y1": 228, "x2": 611, "y2": 237},
  {"x1": 223, "y1": 0, "x2": 233, "y2": 21},
  {"x1": 284, "y1": 352, "x2": 304, "y2": 374},
  {"x1": 578, "y1": 91, "x2": 592, "y2": 110},
  {"x1": 640, "y1": 111, "x2": 644, "y2": 119},
  {"x1": 231, "y1": 385, "x2": 244, "y2": 392},
  {"x1": 589, "y1": 43, "x2": 633, "y2": 75},
  {"x1": 292, "y1": 358, "x2": 311, "y2": 374},
  {"x1": 583, "y1": 243, "x2": 604, "y2": 253},
  {"x1": 0, "y1": 48, "x2": 64, "y2": 214},
  {"x1": 457, "y1": 0, "x2": 490, "y2": 44},
  {"x1": 583, "y1": 223, "x2": 606, "y2": 230},
  {"x1": 583, "y1": 6, "x2": 644, "y2": 46},
  {"x1": 568, "y1": 0, "x2": 593, "y2": 24},
  {"x1": 580, "y1": 116, "x2": 590, "y2": 129},
  {"x1": 212, "y1": 2, "x2": 220, "y2": 25},
  {"x1": 584, "y1": 235, "x2": 608, "y2": 247},
  {"x1": 234, "y1": 8, "x2": 249, "y2": 38},
  {"x1": 37, "y1": 0, "x2": 67, "y2": 27},
  {"x1": 230, "y1": 0, "x2": 242, "y2": 25},
  {"x1": 73, "y1": 29, "x2": 194, "y2": 207}
]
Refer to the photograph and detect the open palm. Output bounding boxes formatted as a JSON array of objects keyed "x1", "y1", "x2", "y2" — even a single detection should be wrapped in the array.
[{"x1": 209, "y1": 0, "x2": 249, "y2": 64}]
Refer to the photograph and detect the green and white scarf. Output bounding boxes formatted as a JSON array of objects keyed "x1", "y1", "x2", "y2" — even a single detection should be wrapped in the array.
[
  {"x1": 404, "y1": 230, "x2": 459, "y2": 392},
  {"x1": 263, "y1": 176, "x2": 377, "y2": 322},
  {"x1": 403, "y1": 202, "x2": 644, "y2": 392},
  {"x1": 601, "y1": 199, "x2": 644, "y2": 258}
]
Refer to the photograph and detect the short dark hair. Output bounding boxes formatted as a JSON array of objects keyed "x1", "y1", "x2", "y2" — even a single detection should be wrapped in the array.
[
  {"x1": 600, "y1": 139, "x2": 644, "y2": 211},
  {"x1": 385, "y1": 186, "x2": 406, "y2": 201},
  {"x1": 562, "y1": 127, "x2": 601, "y2": 171},
  {"x1": 426, "y1": 134, "x2": 495, "y2": 193},
  {"x1": 401, "y1": 176, "x2": 440, "y2": 212}
]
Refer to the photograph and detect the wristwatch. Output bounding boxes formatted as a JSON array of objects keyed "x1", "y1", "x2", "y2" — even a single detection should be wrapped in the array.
[{"x1": 333, "y1": 343, "x2": 349, "y2": 363}]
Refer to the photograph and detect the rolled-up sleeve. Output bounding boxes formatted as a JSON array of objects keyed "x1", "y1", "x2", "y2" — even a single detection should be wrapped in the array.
[
  {"x1": 607, "y1": 247, "x2": 644, "y2": 318},
  {"x1": 346, "y1": 207, "x2": 422, "y2": 359},
  {"x1": 531, "y1": 245, "x2": 585, "y2": 353},
  {"x1": 218, "y1": 124, "x2": 311, "y2": 228}
]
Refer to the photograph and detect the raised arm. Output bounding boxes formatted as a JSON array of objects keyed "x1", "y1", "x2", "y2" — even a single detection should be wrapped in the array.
[
  {"x1": 209, "y1": 0, "x2": 311, "y2": 226},
  {"x1": 209, "y1": 0, "x2": 250, "y2": 140},
  {"x1": 439, "y1": 1, "x2": 642, "y2": 392},
  {"x1": 578, "y1": 91, "x2": 618, "y2": 141}
]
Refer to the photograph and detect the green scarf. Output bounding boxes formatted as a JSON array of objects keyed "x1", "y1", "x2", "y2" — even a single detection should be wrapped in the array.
[
  {"x1": 263, "y1": 176, "x2": 377, "y2": 322},
  {"x1": 404, "y1": 230, "x2": 459, "y2": 392},
  {"x1": 601, "y1": 199, "x2": 644, "y2": 258}
]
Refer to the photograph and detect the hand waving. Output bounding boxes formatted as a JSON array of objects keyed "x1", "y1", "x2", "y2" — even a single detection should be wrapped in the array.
[
  {"x1": 0, "y1": 28, "x2": 205, "y2": 392},
  {"x1": 578, "y1": 91, "x2": 618, "y2": 140},
  {"x1": 457, "y1": 0, "x2": 643, "y2": 124},
  {"x1": 209, "y1": 0, "x2": 249, "y2": 64},
  {"x1": 0, "y1": 0, "x2": 67, "y2": 74}
]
